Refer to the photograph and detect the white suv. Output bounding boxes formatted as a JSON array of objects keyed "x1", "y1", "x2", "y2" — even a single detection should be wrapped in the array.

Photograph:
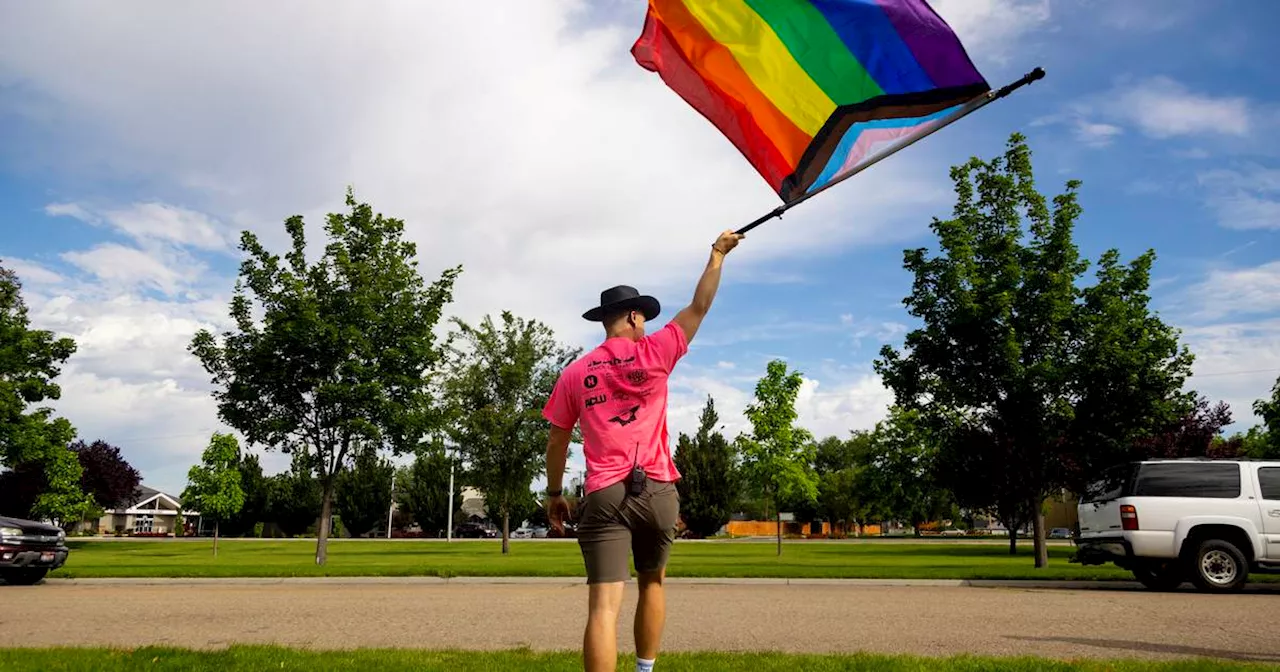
[{"x1": 1074, "y1": 458, "x2": 1280, "y2": 592}]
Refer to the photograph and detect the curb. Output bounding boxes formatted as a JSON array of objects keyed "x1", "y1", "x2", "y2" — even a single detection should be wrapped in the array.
[{"x1": 42, "y1": 576, "x2": 1122, "y2": 588}]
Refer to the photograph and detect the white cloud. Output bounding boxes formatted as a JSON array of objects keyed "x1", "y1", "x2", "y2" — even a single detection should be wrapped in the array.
[
  {"x1": 1177, "y1": 258, "x2": 1280, "y2": 429},
  {"x1": 1075, "y1": 121, "x2": 1123, "y2": 148},
  {"x1": 1187, "y1": 261, "x2": 1280, "y2": 319},
  {"x1": 667, "y1": 365, "x2": 893, "y2": 446},
  {"x1": 1182, "y1": 319, "x2": 1280, "y2": 427},
  {"x1": 2, "y1": 258, "x2": 65, "y2": 286},
  {"x1": 1197, "y1": 165, "x2": 1280, "y2": 230},
  {"x1": 1111, "y1": 77, "x2": 1250, "y2": 138},
  {"x1": 47, "y1": 201, "x2": 235, "y2": 251},
  {"x1": 60, "y1": 243, "x2": 202, "y2": 296},
  {"x1": 929, "y1": 0, "x2": 1051, "y2": 65},
  {"x1": 1092, "y1": 0, "x2": 1195, "y2": 33},
  {"x1": 101, "y1": 203, "x2": 234, "y2": 251},
  {"x1": 44, "y1": 202, "x2": 97, "y2": 222},
  {"x1": 1041, "y1": 77, "x2": 1252, "y2": 149}
]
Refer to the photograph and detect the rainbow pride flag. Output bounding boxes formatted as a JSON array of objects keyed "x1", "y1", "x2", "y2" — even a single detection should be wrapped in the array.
[{"x1": 632, "y1": 0, "x2": 990, "y2": 203}]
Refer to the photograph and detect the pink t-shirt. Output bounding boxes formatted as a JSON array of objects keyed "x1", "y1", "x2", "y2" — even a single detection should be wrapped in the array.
[{"x1": 543, "y1": 321, "x2": 689, "y2": 494}]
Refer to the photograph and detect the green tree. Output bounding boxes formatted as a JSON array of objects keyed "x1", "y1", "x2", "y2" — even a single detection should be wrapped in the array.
[
  {"x1": 220, "y1": 451, "x2": 268, "y2": 537},
  {"x1": 182, "y1": 432, "x2": 246, "y2": 556},
  {"x1": 875, "y1": 134, "x2": 1195, "y2": 567},
  {"x1": 443, "y1": 311, "x2": 579, "y2": 554},
  {"x1": 265, "y1": 454, "x2": 322, "y2": 537},
  {"x1": 812, "y1": 431, "x2": 873, "y2": 536},
  {"x1": 673, "y1": 395, "x2": 739, "y2": 538},
  {"x1": 189, "y1": 190, "x2": 461, "y2": 564},
  {"x1": 862, "y1": 407, "x2": 954, "y2": 537},
  {"x1": 395, "y1": 445, "x2": 462, "y2": 537},
  {"x1": 737, "y1": 359, "x2": 818, "y2": 556},
  {"x1": 0, "y1": 263, "x2": 90, "y2": 524},
  {"x1": 334, "y1": 444, "x2": 395, "y2": 537},
  {"x1": 1245, "y1": 376, "x2": 1280, "y2": 459}
]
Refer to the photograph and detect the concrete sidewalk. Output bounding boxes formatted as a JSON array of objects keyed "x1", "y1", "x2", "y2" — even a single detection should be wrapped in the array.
[{"x1": 5, "y1": 580, "x2": 1280, "y2": 661}]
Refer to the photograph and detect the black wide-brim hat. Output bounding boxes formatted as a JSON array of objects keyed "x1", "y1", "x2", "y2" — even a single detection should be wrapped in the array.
[{"x1": 582, "y1": 285, "x2": 661, "y2": 322}]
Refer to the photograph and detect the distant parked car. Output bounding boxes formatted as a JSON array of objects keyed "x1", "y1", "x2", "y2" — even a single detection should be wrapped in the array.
[
  {"x1": 0, "y1": 515, "x2": 70, "y2": 585},
  {"x1": 453, "y1": 523, "x2": 497, "y2": 539},
  {"x1": 1049, "y1": 527, "x2": 1072, "y2": 539},
  {"x1": 512, "y1": 527, "x2": 533, "y2": 539}
]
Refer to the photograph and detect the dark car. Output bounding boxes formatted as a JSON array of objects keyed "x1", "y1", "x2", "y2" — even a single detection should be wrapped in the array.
[
  {"x1": 0, "y1": 515, "x2": 70, "y2": 585},
  {"x1": 453, "y1": 522, "x2": 497, "y2": 539}
]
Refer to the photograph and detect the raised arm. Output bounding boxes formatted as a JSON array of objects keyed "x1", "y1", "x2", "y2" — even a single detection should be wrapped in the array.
[{"x1": 672, "y1": 230, "x2": 743, "y2": 344}]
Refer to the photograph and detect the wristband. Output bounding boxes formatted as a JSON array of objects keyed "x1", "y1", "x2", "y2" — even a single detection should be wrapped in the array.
[{"x1": 546, "y1": 489, "x2": 562, "y2": 497}]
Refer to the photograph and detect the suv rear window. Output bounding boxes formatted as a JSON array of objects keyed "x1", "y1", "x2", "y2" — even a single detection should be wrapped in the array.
[
  {"x1": 1082, "y1": 463, "x2": 1138, "y2": 503},
  {"x1": 1133, "y1": 462, "x2": 1240, "y2": 498},
  {"x1": 1259, "y1": 467, "x2": 1280, "y2": 500}
]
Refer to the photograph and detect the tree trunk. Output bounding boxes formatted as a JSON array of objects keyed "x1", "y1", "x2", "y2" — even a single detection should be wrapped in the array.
[
  {"x1": 316, "y1": 479, "x2": 334, "y2": 566},
  {"x1": 214, "y1": 520, "x2": 219, "y2": 558},
  {"x1": 502, "y1": 512, "x2": 510, "y2": 555},
  {"x1": 1031, "y1": 500, "x2": 1048, "y2": 568},
  {"x1": 1008, "y1": 526, "x2": 1018, "y2": 555},
  {"x1": 775, "y1": 507, "x2": 782, "y2": 556},
  {"x1": 913, "y1": 518, "x2": 922, "y2": 538}
]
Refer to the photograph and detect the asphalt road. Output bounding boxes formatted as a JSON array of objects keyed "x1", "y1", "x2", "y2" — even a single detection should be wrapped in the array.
[{"x1": 3, "y1": 579, "x2": 1278, "y2": 662}]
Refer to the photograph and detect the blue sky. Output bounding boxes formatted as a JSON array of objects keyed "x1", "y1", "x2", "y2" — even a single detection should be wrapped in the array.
[{"x1": 1, "y1": 0, "x2": 1277, "y2": 495}]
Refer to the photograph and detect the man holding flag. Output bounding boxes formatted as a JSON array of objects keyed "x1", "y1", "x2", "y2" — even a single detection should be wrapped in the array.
[
  {"x1": 543, "y1": 229, "x2": 743, "y2": 672},
  {"x1": 541, "y1": 1, "x2": 1040, "y2": 669}
]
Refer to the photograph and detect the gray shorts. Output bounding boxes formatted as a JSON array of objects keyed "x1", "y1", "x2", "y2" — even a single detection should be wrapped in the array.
[{"x1": 576, "y1": 477, "x2": 680, "y2": 584}]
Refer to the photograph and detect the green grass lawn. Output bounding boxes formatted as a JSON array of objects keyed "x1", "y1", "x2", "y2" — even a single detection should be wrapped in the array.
[
  {"x1": 43, "y1": 538, "x2": 1157, "y2": 580},
  {"x1": 0, "y1": 646, "x2": 1272, "y2": 672}
]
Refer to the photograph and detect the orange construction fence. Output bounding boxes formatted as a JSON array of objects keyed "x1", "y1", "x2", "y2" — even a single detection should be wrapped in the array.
[{"x1": 723, "y1": 520, "x2": 881, "y2": 537}]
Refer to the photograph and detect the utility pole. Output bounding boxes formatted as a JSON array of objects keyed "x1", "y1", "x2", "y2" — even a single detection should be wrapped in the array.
[
  {"x1": 386, "y1": 470, "x2": 396, "y2": 539},
  {"x1": 446, "y1": 446, "x2": 455, "y2": 543}
]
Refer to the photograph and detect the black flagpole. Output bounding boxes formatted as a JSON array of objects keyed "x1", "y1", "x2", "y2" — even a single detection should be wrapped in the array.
[{"x1": 735, "y1": 67, "x2": 1046, "y2": 236}]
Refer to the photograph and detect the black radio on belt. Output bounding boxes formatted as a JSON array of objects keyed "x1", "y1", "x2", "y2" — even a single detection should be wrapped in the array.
[{"x1": 628, "y1": 464, "x2": 646, "y2": 496}]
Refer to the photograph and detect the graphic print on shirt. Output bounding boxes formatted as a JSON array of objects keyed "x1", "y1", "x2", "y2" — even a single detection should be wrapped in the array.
[
  {"x1": 580, "y1": 349, "x2": 664, "y2": 436},
  {"x1": 608, "y1": 405, "x2": 640, "y2": 426}
]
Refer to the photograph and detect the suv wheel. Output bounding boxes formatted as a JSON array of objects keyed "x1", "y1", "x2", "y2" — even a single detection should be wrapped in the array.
[
  {"x1": 1131, "y1": 561, "x2": 1183, "y2": 591},
  {"x1": 1188, "y1": 538, "x2": 1248, "y2": 592},
  {"x1": 1, "y1": 568, "x2": 48, "y2": 586}
]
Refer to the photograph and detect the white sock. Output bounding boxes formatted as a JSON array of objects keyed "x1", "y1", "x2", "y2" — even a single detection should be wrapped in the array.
[{"x1": 636, "y1": 657, "x2": 655, "y2": 672}]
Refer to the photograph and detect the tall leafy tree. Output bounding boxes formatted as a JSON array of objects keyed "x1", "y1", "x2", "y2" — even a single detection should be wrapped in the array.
[
  {"x1": 395, "y1": 445, "x2": 462, "y2": 537},
  {"x1": 737, "y1": 359, "x2": 818, "y2": 556},
  {"x1": 0, "y1": 263, "x2": 90, "y2": 523},
  {"x1": 70, "y1": 440, "x2": 142, "y2": 511},
  {"x1": 443, "y1": 311, "x2": 579, "y2": 554},
  {"x1": 334, "y1": 444, "x2": 395, "y2": 537},
  {"x1": 189, "y1": 190, "x2": 461, "y2": 564},
  {"x1": 673, "y1": 395, "x2": 739, "y2": 538},
  {"x1": 182, "y1": 432, "x2": 246, "y2": 556},
  {"x1": 875, "y1": 134, "x2": 1194, "y2": 567}
]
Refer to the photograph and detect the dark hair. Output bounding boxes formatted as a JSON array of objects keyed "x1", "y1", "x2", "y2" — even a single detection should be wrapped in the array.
[{"x1": 602, "y1": 306, "x2": 636, "y2": 326}]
